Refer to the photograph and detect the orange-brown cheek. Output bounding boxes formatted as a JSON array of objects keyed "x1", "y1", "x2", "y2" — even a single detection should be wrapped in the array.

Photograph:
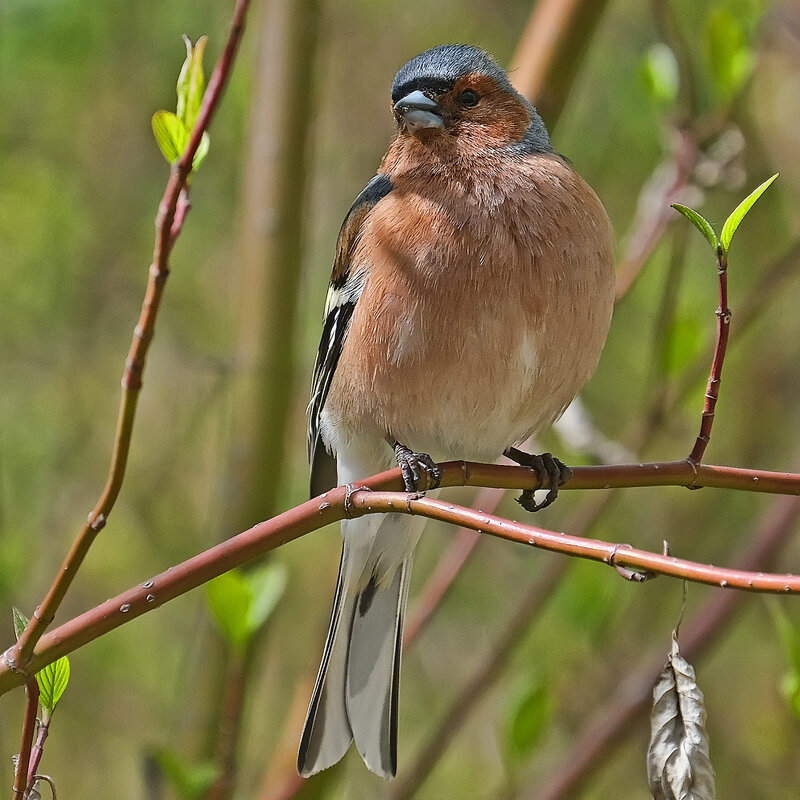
[
  {"x1": 476, "y1": 97, "x2": 530, "y2": 143},
  {"x1": 450, "y1": 75, "x2": 531, "y2": 145}
]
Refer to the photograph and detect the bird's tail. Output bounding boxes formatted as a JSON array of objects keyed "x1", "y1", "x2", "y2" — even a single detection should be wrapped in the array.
[{"x1": 297, "y1": 526, "x2": 415, "y2": 779}]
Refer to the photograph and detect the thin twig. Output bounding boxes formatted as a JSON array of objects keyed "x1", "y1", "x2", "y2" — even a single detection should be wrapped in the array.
[
  {"x1": 7, "y1": 0, "x2": 253, "y2": 676},
  {"x1": 349, "y1": 490, "x2": 800, "y2": 592},
  {"x1": 0, "y1": 459, "x2": 798, "y2": 696},
  {"x1": 26, "y1": 716, "x2": 50, "y2": 790},
  {"x1": 12, "y1": 679, "x2": 39, "y2": 800},
  {"x1": 688, "y1": 245, "x2": 731, "y2": 463}
]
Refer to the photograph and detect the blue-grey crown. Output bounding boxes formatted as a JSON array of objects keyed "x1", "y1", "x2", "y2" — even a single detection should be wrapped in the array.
[
  {"x1": 391, "y1": 45, "x2": 512, "y2": 103},
  {"x1": 390, "y1": 44, "x2": 553, "y2": 154}
]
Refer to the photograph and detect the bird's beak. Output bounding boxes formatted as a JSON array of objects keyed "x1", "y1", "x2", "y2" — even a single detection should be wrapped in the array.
[{"x1": 394, "y1": 90, "x2": 445, "y2": 132}]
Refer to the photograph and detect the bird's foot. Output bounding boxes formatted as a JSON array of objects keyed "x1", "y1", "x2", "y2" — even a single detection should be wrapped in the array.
[
  {"x1": 504, "y1": 447, "x2": 572, "y2": 512},
  {"x1": 394, "y1": 443, "x2": 442, "y2": 492}
]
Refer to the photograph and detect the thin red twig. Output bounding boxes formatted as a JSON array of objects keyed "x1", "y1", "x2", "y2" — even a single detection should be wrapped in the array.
[
  {"x1": 7, "y1": 0, "x2": 252, "y2": 677},
  {"x1": 688, "y1": 246, "x2": 731, "y2": 463},
  {"x1": 25, "y1": 717, "x2": 49, "y2": 792},
  {"x1": 351, "y1": 490, "x2": 800, "y2": 592}
]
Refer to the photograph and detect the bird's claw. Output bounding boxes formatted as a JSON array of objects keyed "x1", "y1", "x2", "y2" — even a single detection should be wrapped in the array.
[
  {"x1": 505, "y1": 448, "x2": 572, "y2": 512},
  {"x1": 394, "y1": 443, "x2": 442, "y2": 492}
]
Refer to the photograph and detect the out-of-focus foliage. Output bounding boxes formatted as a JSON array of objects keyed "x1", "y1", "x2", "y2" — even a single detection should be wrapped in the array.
[
  {"x1": 205, "y1": 563, "x2": 288, "y2": 656},
  {"x1": 152, "y1": 748, "x2": 220, "y2": 800},
  {"x1": 1, "y1": 0, "x2": 800, "y2": 798}
]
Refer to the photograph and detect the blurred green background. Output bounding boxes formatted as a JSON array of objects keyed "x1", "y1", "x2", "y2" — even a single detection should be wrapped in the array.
[{"x1": 2, "y1": 0, "x2": 800, "y2": 797}]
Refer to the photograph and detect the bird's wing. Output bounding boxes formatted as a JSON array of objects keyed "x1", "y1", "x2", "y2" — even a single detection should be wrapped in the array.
[{"x1": 308, "y1": 173, "x2": 394, "y2": 497}]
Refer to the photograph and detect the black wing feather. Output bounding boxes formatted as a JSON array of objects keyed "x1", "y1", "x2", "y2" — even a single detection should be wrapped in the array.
[{"x1": 308, "y1": 174, "x2": 393, "y2": 497}]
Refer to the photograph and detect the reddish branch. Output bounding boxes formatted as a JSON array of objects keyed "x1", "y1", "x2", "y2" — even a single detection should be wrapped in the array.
[
  {"x1": 351, "y1": 489, "x2": 800, "y2": 591},
  {"x1": 0, "y1": 460, "x2": 798, "y2": 697},
  {"x1": 12, "y1": 680, "x2": 39, "y2": 800},
  {"x1": 6, "y1": 0, "x2": 253, "y2": 677},
  {"x1": 688, "y1": 246, "x2": 730, "y2": 463}
]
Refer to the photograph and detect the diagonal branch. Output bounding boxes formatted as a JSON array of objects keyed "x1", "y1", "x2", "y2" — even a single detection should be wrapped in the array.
[
  {"x1": 11, "y1": 679, "x2": 39, "y2": 800},
  {"x1": 6, "y1": 0, "x2": 253, "y2": 677},
  {"x1": 0, "y1": 459, "x2": 798, "y2": 697}
]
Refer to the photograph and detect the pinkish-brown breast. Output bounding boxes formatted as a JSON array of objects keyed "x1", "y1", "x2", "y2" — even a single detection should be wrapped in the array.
[{"x1": 321, "y1": 147, "x2": 615, "y2": 463}]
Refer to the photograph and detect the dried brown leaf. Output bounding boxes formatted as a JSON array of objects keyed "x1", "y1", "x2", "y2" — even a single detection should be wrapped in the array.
[{"x1": 647, "y1": 632, "x2": 716, "y2": 800}]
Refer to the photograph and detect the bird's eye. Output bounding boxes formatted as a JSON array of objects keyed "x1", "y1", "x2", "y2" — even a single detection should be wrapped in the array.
[{"x1": 459, "y1": 89, "x2": 480, "y2": 107}]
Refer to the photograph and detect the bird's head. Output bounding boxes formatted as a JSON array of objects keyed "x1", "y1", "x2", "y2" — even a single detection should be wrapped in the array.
[{"x1": 390, "y1": 44, "x2": 552, "y2": 153}]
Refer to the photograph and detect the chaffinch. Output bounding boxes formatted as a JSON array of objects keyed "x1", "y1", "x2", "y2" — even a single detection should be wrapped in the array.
[{"x1": 298, "y1": 44, "x2": 615, "y2": 779}]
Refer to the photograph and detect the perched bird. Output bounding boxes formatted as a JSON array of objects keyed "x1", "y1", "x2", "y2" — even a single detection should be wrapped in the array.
[{"x1": 298, "y1": 44, "x2": 615, "y2": 779}]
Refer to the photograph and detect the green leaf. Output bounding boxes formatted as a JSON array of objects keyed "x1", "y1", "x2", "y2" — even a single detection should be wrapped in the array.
[
  {"x1": 780, "y1": 671, "x2": 800, "y2": 721},
  {"x1": 640, "y1": 43, "x2": 679, "y2": 105},
  {"x1": 671, "y1": 203, "x2": 719, "y2": 251},
  {"x1": 12, "y1": 606, "x2": 29, "y2": 640},
  {"x1": 37, "y1": 656, "x2": 70, "y2": 717},
  {"x1": 205, "y1": 563, "x2": 288, "y2": 654},
  {"x1": 13, "y1": 608, "x2": 70, "y2": 717},
  {"x1": 151, "y1": 110, "x2": 189, "y2": 165},
  {"x1": 206, "y1": 570, "x2": 252, "y2": 654},
  {"x1": 193, "y1": 131, "x2": 210, "y2": 171},
  {"x1": 506, "y1": 676, "x2": 551, "y2": 762},
  {"x1": 154, "y1": 36, "x2": 210, "y2": 172},
  {"x1": 667, "y1": 314, "x2": 704, "y2": 376},
  {"x1": 766, "y1": 598, "x2": 800, "y2": 720},
  {"x1": 706, "y1": 6, "x2": 754, "y2": 99},
  {"x1": 245, "y1": 561, "x2": 288, "y2": 637},
  {"x1": 767, "y1": 598, "x2": 800, "y2": 673},
  {"x1": 176, "y1": 35, "x2": 207, "y2": 132},
  {"x1": 720, "y1": 173, "x2": 779, "y2": 253},
  {"x1": 153, "y1": 749, "x2": 219, "y2": 800}
]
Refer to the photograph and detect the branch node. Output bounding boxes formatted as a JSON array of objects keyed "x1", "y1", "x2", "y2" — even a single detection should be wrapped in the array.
[
  {"x1": 88, "y1": 513, "x2": 107, "y2": 533},
  {"x1": 405, "y1": 492, "x2": 423, "y2": 513},
  {"x1": 343, "y1": 484, "x2": 369, "y2": 518},
  {"x1": 2, "y1": 647, "x2": 27, "y2": 677},
  {"x1": 682, "y1": 456, "x2": 702, "y2": 488},
  {"x1": 607, "y1": 544, "x2": 657, "y2": 582},
  {"x1": 715, "y1": 307, "x2": 731, "y2": 324}
]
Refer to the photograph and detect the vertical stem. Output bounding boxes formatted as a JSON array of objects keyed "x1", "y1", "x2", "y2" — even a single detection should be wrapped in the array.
[
  {"x1": 26, "y1": 719, "x2": 50, "y2": 789},
  {"x1": 688, "y1": 247, "x2": 730, "y2": 464},
  {"x1": 204, "y1": 650, "x2": 252, "y2": 800},
  {"x1": 530, "y1": 492, "x2": 800, "y2": 800},
  {"x1": 12, "y1": 680, "x2": 38, "y2": 800}
]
